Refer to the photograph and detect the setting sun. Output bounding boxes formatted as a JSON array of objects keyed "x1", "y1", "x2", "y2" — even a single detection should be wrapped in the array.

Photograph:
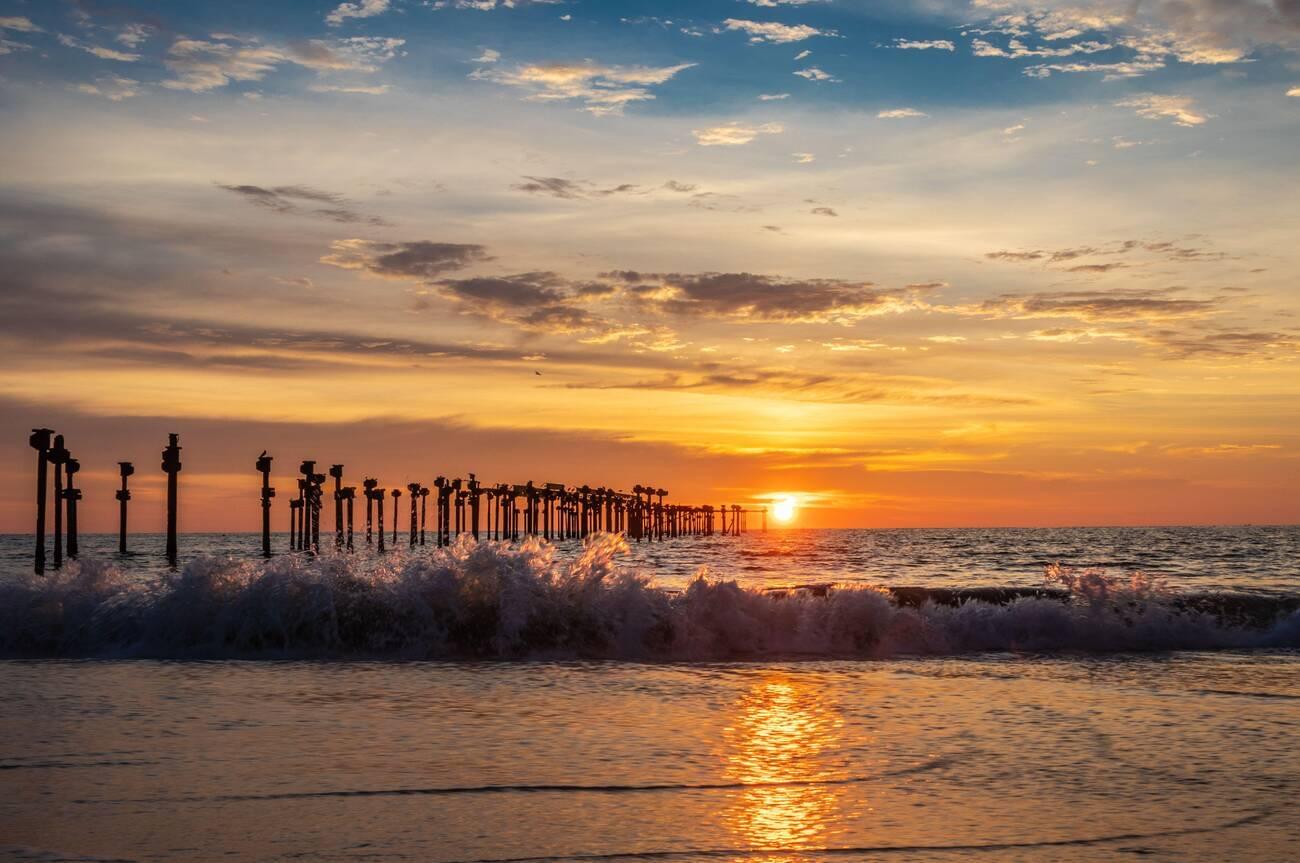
[{"x1": 772, "y1": 497, "x2": 797, "y2": 524}]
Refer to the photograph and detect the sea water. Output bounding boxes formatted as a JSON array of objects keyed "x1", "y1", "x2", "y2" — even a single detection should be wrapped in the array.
[{"x1": 1, "y1": 527, "x2": 1297, "y2": 861}]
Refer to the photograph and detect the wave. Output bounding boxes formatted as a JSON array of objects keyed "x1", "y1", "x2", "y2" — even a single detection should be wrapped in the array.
[{"x1": 1, "y1": 534, "x2": 1296, "y2": 659}]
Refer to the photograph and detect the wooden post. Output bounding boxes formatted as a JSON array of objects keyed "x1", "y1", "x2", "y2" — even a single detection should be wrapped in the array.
[
  {"x1": 117, "y1": 461, "x2": 134, "y2": 554},
  {"x1": 330, "y1": 465, "x2": 345, "y2": 549},
  {"x1": 363, "y1": 478, "x2": 377, "y2": 544},
  {"x1": 376, "y1": 489, "x2": 386, "y2": 552},
  {"x1": 48, "y1": 435, "x2": 68, "y2": 569},
  {"x1": 29, "y1": 429, "x2": 52, "y2": 575},
  {"x1": 256, "y1": 453, "x2": 273, "y2": 557},
  {"x1": 162, "y1": 434, "x2": 182, "y2": 567},
  {"x1": 64, "y1": 457, "x2": 80, "y2": 559}
]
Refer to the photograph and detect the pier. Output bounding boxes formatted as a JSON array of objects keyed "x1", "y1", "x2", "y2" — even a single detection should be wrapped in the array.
[{"x1": 23, "y1": 429, "x2": 769, "y2": 572}]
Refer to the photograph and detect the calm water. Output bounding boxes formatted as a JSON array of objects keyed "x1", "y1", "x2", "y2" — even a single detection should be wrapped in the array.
[{"x1": 1, "y1": 527, "x2": 1297, "y2": 860}]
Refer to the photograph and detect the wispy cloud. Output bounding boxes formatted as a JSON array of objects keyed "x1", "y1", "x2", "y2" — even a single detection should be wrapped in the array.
[
  {"x1": 692, "y1": 121, "x2": 784, "y2": 146},
  {"x1": 471, "y1": 58, "x2": 696, "y2": 115},
  {"x1": 793, "y1": 66, "x2": 839, "y2": 82},
  {"x1": 723, "y1": 19, "x2": 835, "y2": 44},
  {"x1": 878, "y1": 108, "x2": 928, "y2": 119},
  {"x1": 1116, "y1": 93, "x2": 1210, "y2": 126},
  {"x1": 892, "y1": 38, "x2": 955, "y2": 51},
  {"x1": 162, "y1": 35, "x2": 404, "y2": 91},
  {"x1": 326, "y1": 0, "x2": 391, "y2": 27},
  {"x1": 71, "y1": 75, "x2": 141, "y2": 101}
]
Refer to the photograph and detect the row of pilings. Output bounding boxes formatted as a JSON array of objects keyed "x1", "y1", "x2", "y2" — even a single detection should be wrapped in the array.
[{"x1": 25, "y1": 430, "x2": 766, "y2": 573}]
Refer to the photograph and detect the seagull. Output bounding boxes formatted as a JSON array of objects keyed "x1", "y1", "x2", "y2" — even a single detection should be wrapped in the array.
[{"x1": 535, "y1": 371, "x2": 542, "y2": 376}]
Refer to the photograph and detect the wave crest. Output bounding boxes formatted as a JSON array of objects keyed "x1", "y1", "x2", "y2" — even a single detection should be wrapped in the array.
[{"x1": 1, "y1": 534, "x2": 1295, "y2": 659}]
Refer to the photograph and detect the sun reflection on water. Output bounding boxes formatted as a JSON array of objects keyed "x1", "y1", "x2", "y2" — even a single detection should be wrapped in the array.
[{"x1": 721, "y1": 676, "x2": 848, "y2": 856}]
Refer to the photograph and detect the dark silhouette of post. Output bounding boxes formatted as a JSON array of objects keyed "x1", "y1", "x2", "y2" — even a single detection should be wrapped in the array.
[
  {"x1": 299, "y1": 461, "x2": 317, "y2": 553},
  {"x1": 162, "y1": 434, "x2": 182, "y2": 567},
  {"x1": 295, "y1": 478, "x2": 308, "y2": 550},
  {"x1": 391, "y1": 488, "x2": 402, "y2": 546},
  {"x1": 289, "y1": 497, "x2": 301, "y2": 551},
  {"x1": 376, "y1": 488, "x2": 387, "y2": 552},
  {"x1": 256, "y1": 452, "x2": 274, "y2": 557},
  {"x1": 310, "y1": 471, "x2": 324, "y2": 552},
  {"x1": 29, "y1": 428, "x2": 53, "y2": 575},
  {"x1": 468, "y1": 474, "x2": 482, "y2": 540},
  {"x1": 48, "y1": 435, "x2": 69, "y2": 569},
  {"x1": 363, "y1": 477, "x2": 377, "y2": 544},
  {"x1": 341, "y1": 487, "x2": 355, "y2": 550},
  {"x1": 407, "y1": 482, "x2": 420, "y2": 548},
  {"x1": 419, "y1": 486, "x2": 429, "y2": 546},
  {"x1": 116, "y1": 462, "x2": 134, "y2": 554},
  {"x1": 64, "y1": 457, "x2": 80, "y2": 559},
  {"x1": 330, "y1": 465, "x2": 344, "y2": 548}
]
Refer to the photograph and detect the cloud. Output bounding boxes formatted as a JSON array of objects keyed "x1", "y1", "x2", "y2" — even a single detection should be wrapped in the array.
[
  {"x1": 474, "y1": 48, "x2": 501, "y2": 63},
  {"x1": 892, "y1": 38, "x2": 956, "y2": 50},
  {"x1": 985, "y1": 239, "x2": 1227, "y2": 265},
  {"x1": 321, "y1": 239, "x2": 491, "y2": 278},
  {"x1": 1289, "y1": 86, "x2": 1300, "y2": 97},
  {"x1": 794, "y1": 49, "x2": 811, "y2": 60},
  {"x1": 71, "y1": 75, "x2": 141, "y2": 101},
  {"x1": 471, "y1": 59, "x2": 696, "y2": 115},
  {"x1": 309, "y1": 83, "x2": 391, "y2": 95},
  {"x1": 162, "y1": 35, "x2": 404, "y2": 92},
  {"x1": 971, "y1": 37, "x2": 1112, "y2": 58},
  {"x1": 973, "y1": 287, "x2": 1219, "y2": 322},
  {"x1": 810, "y1": 206, "x2": 837, "y2": 216},
  {"x1": 793, "y1": 152, "x2": 815, "y2": 163},
  {"x1": 1116, "y1": 93, "x2": 1210, "y2": 126},
  {"x1": 511, "y1": 176, "x2": 641, "y2": 198},
  {"x1": 0, "y1": 16, "x2": 42, "y2": 33},
  {"x1": 793, "y1": 66, "x2": 839, "y2": 82},
  {"x1": 219, "y1": 184, "x2": 390, "y2": 224},
  {"x1": 326, "y1": 0, "x2": 391, "y2": 26},
  {"x1": 878, "y1": 107, "x2": 928, "y2": 119},
  {"x1": 606, "y1": 271, "x2": 937, "y2": 324},
  {"x1": 57, "y1": 33, "x2": 141, "y2": 62},
  {"x1": 758, "y1": 92, "x2": 790, "y2": 100},
  {"x1": 115, "y1": 24, "x2": 154, "y2": 48},
  {"x1": 693, "y1": 121, "x2": 784, "y2": 146},
  {"x1": 723, "y1": 19, "x2": 835, "y2": 44}
]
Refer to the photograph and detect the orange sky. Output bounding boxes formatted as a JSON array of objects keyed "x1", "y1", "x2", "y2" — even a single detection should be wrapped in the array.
[{"x1": 1, "y1": 1, "x2": 1298, "y2": 530}]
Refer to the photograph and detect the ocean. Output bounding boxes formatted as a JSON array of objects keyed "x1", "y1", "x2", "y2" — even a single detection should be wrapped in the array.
[{"x1": 1, "y1": 527, "x2": 1297, "y2": 861}]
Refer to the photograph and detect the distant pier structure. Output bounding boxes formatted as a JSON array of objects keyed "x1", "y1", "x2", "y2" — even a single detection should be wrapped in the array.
[{"x1": 23, "y1": 429, "x2": 768, "y2": 572}]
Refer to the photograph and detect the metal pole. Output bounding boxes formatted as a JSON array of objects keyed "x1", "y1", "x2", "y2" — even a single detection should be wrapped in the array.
[
  {"x1": 49, "y1": 435, "x2": 68, "y2": 569},
  {"x1": 162, "y1": 434, "x2": 182, "y2": 567},
  {"x1": 29, "y1": 428, "x2": 52, "y2": 575},
  {"x1": 117, "y1": 462, "x2": 134, "y2": 554}
]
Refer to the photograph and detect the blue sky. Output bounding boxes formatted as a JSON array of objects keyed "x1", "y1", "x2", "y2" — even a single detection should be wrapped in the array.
[{"x1": 1, "y1": 0, "x2": 1298, "y2": 528}]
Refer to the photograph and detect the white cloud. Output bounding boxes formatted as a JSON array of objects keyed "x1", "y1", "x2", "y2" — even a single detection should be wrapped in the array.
[
  {"x1": 1023, "y1": 58, "x2": 1166, "y2": 79},
  {"x1": 71, "y1": 75, "x2": 141, "y2": 101},
  {"x1": 892, "y1": 38, "x2": 956, "y2": 51},
  {"x1": 971, "y1": 37, "x2": 1111, "y2": 58},
  {"x1": 794, "y1": 49, "x2": 811, "y2": 60},
  {"x1": 1116, "y1": 93, "x2": 1209, "y2": 127},
  {"x1": 723, "y1": 19, "x2": 835, "y2": 44},
  {"x1": 327, "y1": 0, "x2": 391, "y2": 26},
  {"x1": 878, "y1": 107, "x2": 928, "y2": 119},
  {"x1": 793, "y1": 66, "x2": 839, "y2": 82},
  {"x1": 0, "y1": 16, "x2": 42, "y2": 33},
  {"x1": 474, "y1": 48, "x2": 501, "y2": 63},
  {"x1": 759, "y1": 92, "x2": 790, "y2": 100},
  {"x1": 472, "y1": 59, "x2": 696, "y2": 116},
  {"x1": 793, "y1": 152, "x2": 815, "y2": 163},
  {"x1": 115, "y1": 24, "x2": 154, "y2": 48},
  {"x1": 310, "y1": 83, "x2": 392, "y2": 95},
  {"x1": 162, "y1": 35, "x2": 404, "y2": 92},
  {"x1": 745, "y1": 0, "x2": 823, "y2": 6},
  {"x1": 57, "y1": 33, "x2": 141, "y2": 62},
  {"x1": 693, "y1": 121, "x2": 784, "y2": 146},
  {"x1": 1288, "y1": 86, "x2": 1300, "y2": 97}
]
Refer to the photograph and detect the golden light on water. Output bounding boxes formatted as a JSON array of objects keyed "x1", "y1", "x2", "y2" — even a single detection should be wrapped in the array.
[{"x1": 722, "y1": 676, "x2": 846, "y2": 856}]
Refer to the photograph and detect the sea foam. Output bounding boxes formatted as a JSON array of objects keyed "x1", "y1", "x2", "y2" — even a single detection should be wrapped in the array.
[{"x1": 1, "y1": 534, "x2": 1296, "y2": 659}]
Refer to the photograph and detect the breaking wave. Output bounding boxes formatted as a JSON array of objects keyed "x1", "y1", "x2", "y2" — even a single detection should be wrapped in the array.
[{"x1": 1, "y1": 534, "x2": 1296, "y2": 659}]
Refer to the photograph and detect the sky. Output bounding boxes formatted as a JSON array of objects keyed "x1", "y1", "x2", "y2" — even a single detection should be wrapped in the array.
[{"x1": 1, "y1": 0, "x2": 1298, "y2": 531}]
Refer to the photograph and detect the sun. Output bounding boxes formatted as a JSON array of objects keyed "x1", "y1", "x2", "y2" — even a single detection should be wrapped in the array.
[{"x1": 771, "y1": 496, "x2": 797, "y2": 524}]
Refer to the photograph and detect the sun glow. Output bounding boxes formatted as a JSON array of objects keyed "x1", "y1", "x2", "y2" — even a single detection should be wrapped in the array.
[{"x1": 772, "y1": 496, "x2": 797, "y2": 523}]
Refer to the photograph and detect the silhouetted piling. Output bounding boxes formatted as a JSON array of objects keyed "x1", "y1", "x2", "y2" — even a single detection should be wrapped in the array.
[
  {"x1": 363, "y1": 478, "x2": 377, "y2": 544},
  {"x1": 64, "y1": 457, "x2": 80, "y2": 559},
  {"x1": 391, "y1": 488, "x2": 401, "y2": 545},
  {"x1": 330, "y1": 465, "x2": 345, "y2": 549},
  {"x1": 255, "y1": 453, "x2": 274, "y2": 557},
  {"x1": 162, "y1": 434, "x2": 182, "y2": 567},
  {"x1": 29, "y1": 428, "x2": 52, "y2": 575},
  {"x1": 419, "y1": 486, "x2": 429, "y2": 546},
  {"x1": 407, "y1": 482, "x2": 420, "y2": 548},
  {"x1": 299, "y1": 461, "x2": 317, "y2": 553},
  {"x1": 117, "y1": 462, "x2": 134, "y2": 554},
  {"x1": 341, "y1": 486, "x2": 355, "y2": 550},
  {"x1": 48, "y1": 435, "x2": 69, "y2": 568},
  {"x1": 375, "y1": 488, "x2": 386, "y2": 552}
]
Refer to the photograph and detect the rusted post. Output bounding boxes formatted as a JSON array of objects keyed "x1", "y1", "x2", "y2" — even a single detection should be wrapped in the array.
[
  {"x1": 363, "y1": 478, "x2": 377, "y2": 544},
  {"x1": 162, "y1": 433, "x2": 182, "y2": 567},
  {"x1": 330, "y1": 465, "x2": 345, "y2": 549},
  {"x1": 117, "y1": 461, "x2": 134, "y2": 554},
  {"x1": 29, "y1": 428, "x2": 53, "y2": 575},
  {"x1": 48, "y1": 435, "x2": 68, "y2": 569},
  {"x1": 256, "y1": 452, "x2": 274, "y2": 557},
  {"x1": 391, "y1": 488, "x2": 401, "y2": 546},
  {"x1": 407, "y1": 482, "x2": 420, "y2": 548},
  {"x1": 64, "y1": 457, "x2": 80, "y2": 559}
]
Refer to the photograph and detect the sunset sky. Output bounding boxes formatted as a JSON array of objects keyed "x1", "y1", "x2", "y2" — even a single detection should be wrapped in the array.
[{"x1": 1, "y1": 0, "x2": 1298, "y2": 531}]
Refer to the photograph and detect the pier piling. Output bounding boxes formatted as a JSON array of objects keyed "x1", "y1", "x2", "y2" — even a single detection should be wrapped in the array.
[
  {"x1": 48, "y1": 435, "x2": 69, "y2": 569},
  {"x1": 117, "y1": 462, "x2": 134, "y2": 554},
  {"x1": 162, "y1": 434, "x2": 182, "y2": 567},
  {"x1": 330, "y1": 465, "x2": 345, "y2": 549},
  {"x1": 64, "y1": 457, "x2": 80, "y2": 559},
  {"x1": 29, "y1": 428, "x2": 52, "y2": 575},
  {"x1": 256, "y1": 453, "x2": 274, "y2": 557}
]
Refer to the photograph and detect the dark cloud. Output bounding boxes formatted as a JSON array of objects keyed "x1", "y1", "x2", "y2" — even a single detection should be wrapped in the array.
[
  {"x1": 810, "y1": 207, "x2": 838, "y2": 217},
  {"x1": 663, "y1": 180, "x2": 697, "y2": 193},
  {"x1": 218, "y1": 183, "x2": 391, "y2": 226},
  {"x1": 604, "y1": 271, "x2": 935, "y2": 323},
  {"x1": 1067, "y1": 263, "x2": 1127, "y2": 273},
  {"x1": 977, "y1": 287, "x2": 1217, "y2": 321},
  {"x1": 511, "y1": 176, "x2": 642, "y2": 199},
  {"x1": 321, "y1": 239, "x2": 492, "y2": 278},
  {"x1": 985, "y1": 239, "x2": 1229, "y2": 267}
]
